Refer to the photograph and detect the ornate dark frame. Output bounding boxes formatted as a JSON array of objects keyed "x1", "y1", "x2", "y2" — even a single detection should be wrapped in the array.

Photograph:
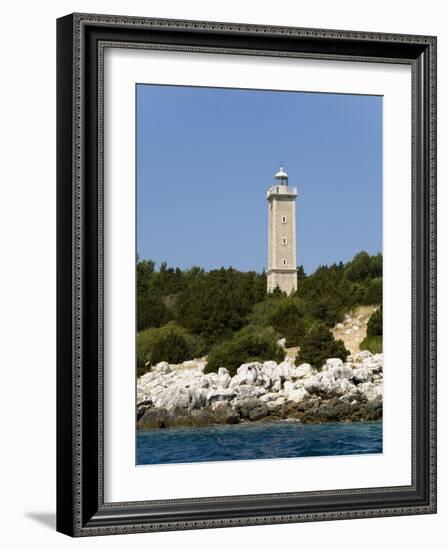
[{"x1": 56, "y1": 13, "x2": 437, "y2": 537}]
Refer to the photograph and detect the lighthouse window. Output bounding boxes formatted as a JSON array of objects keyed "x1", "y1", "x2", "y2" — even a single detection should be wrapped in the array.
[
  {"x1": 282, "y1": 258, "x2": 287, "y2": 266},
  {"x1": 282, "y1": 237, "x2": 287, "y2": 245},
  {"x1": 282, "y1": 216, "x2": 287, "y2": 223}
]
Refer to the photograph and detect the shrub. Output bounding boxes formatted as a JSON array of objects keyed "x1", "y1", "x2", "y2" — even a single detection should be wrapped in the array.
[
  {"x1": 204, "y1": 326, "x2": 285, "y2": 376},
  {"x1": 150, "y1": 329, "x2": 190, "y2": 365},
  {"x1": 367, "y1": 307, "x2": 383, "y2": 336},
  {"x1": 249, "y1": 297, "x2": 308, "y2": 347},
  {"x1": 295, "y1": 324, "x2": 350, "y2": 369},
  {"x1": 267, "y1": 298, "x2": 307, "y2": 347},
  {"x1": 137, "y1": 322, "x2": 205, "y2": 367},
  {"x1": 360, "y1": 335, "x2": 383, "y2": 354}
]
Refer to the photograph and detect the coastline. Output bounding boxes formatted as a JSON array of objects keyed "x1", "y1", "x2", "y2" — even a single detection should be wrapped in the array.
[{"x1": 137, "y1": 350, "x2": 383, "y2": 430}]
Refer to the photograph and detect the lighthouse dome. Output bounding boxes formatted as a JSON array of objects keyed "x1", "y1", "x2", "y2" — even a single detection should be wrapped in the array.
[{"x1": 274, "y1": 166, "x2": 288, "y2": 183}]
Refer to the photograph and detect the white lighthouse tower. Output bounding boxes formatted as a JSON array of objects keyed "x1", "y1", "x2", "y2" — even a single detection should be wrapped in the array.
[{"x1": 267, "y1": 167, "x2": 298, "y2": 295}]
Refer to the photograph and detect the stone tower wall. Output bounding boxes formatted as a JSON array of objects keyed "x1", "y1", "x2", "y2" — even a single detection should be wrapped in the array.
[{"x1": 267, "y1": 190, "x2": 298, "y2": 295}]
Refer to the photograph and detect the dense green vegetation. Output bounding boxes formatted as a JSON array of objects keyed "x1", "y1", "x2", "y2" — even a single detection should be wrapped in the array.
[
  {"x1": 295, "y1": 324, "x2": 350, "y2": 368},
  {"x1": 204, "y1": 326, "x2": 285, "y2": 376},
  {"x1": 360, "y1": 336, "x2": 383, "y2": 354},
  {"x1": 136, "y1": 251, "x2": 383, "y2": 375},
  {"x1": 360, "y1": 306, "x2": 383, "y2": 353},
  {"x1": 137, "y1": 322, "x2": 206, "y2": 376}
]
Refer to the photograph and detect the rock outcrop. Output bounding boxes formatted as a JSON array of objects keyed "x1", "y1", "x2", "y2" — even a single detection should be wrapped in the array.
[{"x1": 137, "y1": 352, "x2": 383, "y2": 429}]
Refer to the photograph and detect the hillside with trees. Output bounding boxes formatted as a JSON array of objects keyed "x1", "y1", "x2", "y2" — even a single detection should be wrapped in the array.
[{"x1": 136, "y1": 251, "x2": 383, "y2": 375}]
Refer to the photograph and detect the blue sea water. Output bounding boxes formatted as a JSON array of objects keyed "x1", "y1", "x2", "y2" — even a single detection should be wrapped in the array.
[{"x1": 136, "y1": 420, "x2": 382, "y2": 465}]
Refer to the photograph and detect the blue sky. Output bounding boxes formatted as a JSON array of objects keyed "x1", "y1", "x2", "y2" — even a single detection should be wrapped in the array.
[{"x1": 136, "y1": 84, "x2": 382, "y2": 275}]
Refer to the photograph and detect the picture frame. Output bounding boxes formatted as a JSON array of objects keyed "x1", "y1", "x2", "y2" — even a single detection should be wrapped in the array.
[{"x1": 56, "y1": 13, "x2": 437, "y2": 536}]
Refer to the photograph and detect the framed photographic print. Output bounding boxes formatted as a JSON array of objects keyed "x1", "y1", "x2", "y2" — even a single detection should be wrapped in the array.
[{"x1": 56, "y1": 13, "x2": 437, "y2": 536}]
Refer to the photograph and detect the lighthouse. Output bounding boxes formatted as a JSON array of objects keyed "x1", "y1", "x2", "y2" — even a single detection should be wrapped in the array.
[{"x1": 266, "y1": 167, "x2": 298, "y2": 295}]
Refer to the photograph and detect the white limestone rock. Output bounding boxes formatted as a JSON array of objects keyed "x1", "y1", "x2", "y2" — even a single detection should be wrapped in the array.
[
  {"x1": 259, "y1": 392, "x2": 281, "y2": 403},
  {"x1": 153, "y1": 386, "x2": 190, "y2": 409},
  {"x1": 236, "y1": 362, "x2": 262, "y2": 386},
  {"x1": 234, "y1": 385, "x2": 266, "y2": 399},
  {"x1": 181, "y1": 360, "x2": 198, "y2": 369},
  {"x1": 277, "y1": 338, "x2": 286, "y2": 349},
  {"x1": 216, "y1": 367, "x2": 231, "y2": 389},
  {"x1": 354, "y1": 350, "x2": 372, "y2": 363},
  {"x1": 326, "y1": 358, "x2": 343, "y2": 369},
  {"x1": 357, "y1": 382, "x2": 382, "y2": 401},
  {"x1": 154, "y1": 361, "x2": 171, "y2": 374},
  {"x1": 352, "y1": 367, "x2": 372, "y2": 383},
  {"x1": 206, "y1": 388, "x2": 237, "y2": 406},
  {"x1": 293, "y1": 363, "x2": 313, "y2": 378},
  {"x1": 284, "y1": 387, "x2": 309, "y2": 404}
]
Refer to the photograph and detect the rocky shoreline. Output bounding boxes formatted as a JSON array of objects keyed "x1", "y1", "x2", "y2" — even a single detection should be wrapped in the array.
[{"x1": 137, "y1": 350, "x2": 383, "y2": 429}]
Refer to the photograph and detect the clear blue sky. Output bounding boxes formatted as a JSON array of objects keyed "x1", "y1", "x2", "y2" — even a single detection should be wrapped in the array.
[{"x1": 136, "y1": 84, "x2": 382, "y2": 275}]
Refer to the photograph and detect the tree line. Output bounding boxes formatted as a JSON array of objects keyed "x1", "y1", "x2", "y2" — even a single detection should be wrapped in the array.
[{"x1": 136, "y1": 251, "x2": 383, "y2": 375}]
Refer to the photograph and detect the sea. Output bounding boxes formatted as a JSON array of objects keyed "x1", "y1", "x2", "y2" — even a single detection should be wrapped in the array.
[{"x1": 136, "y1": 420, "x2": 382, "y2": 465}]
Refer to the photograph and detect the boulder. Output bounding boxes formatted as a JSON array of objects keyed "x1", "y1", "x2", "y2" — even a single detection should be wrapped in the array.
[
  {"x1": 354, "y1": 350, "x2": 372, "y2": 363},
  {"x1": 259, "y1": 392, "x2": 281, "y2": 403},
  {"x1": 235, "y1": 397, "x2": 268, "y2": 420},
  {"x1": 211, "y1": 402, "x2": 240, "y2": 424},
  {"x1": 153, "y1": 386, "x2": 190, "y2": 409},
  {"x1": 283, "y1": 381, "x2": 298, "y2": 393},
  {"x1": 304, "y1": 371, "x2": 356, "y2": 398},
  {"x1": 188, "y1": 386, "x2": 207, "y2": 409},
  {"x1": 236, "y1": 362, "x2": 262, "y2": 386},
  {"x1": 153, "y1": 361, "x2": 171, "y2": 374},
  {"x1": 357, "y1": 382, "x2": 382, "y2": 402},
  {"x1": 285, "y1": 388, "x2": 309, "y2": 404},
  {"x1": 138, "y1": 407, "x2": 169, "y2": 429},
  {"x1": 206, "y1": 388, "x2": 236, "y2": 406},
  {"x1": 181, "y1": 360, "x2": 198, "y2": 369},
  {"x1": 293, "y1": 363, "x2": 313, "y2": 378},
  {"x1": 352, "y1": 367, "x2": 371, "y2": 383},
  {"x1": 234, "y1": 385, "x2": 266, "y2": 399},
  {"x1": 216, "y1": 367, "x2": 231, "y2": 389},
  {"x1": 277, "y1": 338, "x2": 286, "y2": 349},
  {"x1": 248, "y1": 402, "x2": 269, "y2": 421}
]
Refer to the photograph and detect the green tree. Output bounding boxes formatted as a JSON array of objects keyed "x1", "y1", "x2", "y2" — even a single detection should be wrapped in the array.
[
  {"x1": 363, "y1": 278, "x2": 383, "y2": 305},
  {"x1": 176, "y1": 268, "x2": 266, "y2": 345},
  {"x1": 299, "y1": 263, "x2": 352, "y2": 326},
  {"x1": 345, "y1": 251, "x2": 382, "y2": 282},
  {"x1": 268, "y1": 298, "x2": 307, "y2": 347},
  {"x1": 204, "y1": 326, "x2": 285, "y2": 376},
  {"x1": 345, "y1": 251, "x2": 372, "y2": 282},
  {"x1": 367, "y1": 306, "x2": 383, "y2": 336},
  {"x1": 137, "y1": 322, "x2": 206, "y2": 369},
  {"x1": 360, "y1": 336, "x2": 382, "y2": 354},
  {"x1": 296, "y1": 265, "x2": 306, "y2": 280},
  {"x1": 137, "y1": 293, "x2": 173, "y2": 331},
  {"x1": 295, "y1": 324, "x2": 349, "y2": 369}
]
